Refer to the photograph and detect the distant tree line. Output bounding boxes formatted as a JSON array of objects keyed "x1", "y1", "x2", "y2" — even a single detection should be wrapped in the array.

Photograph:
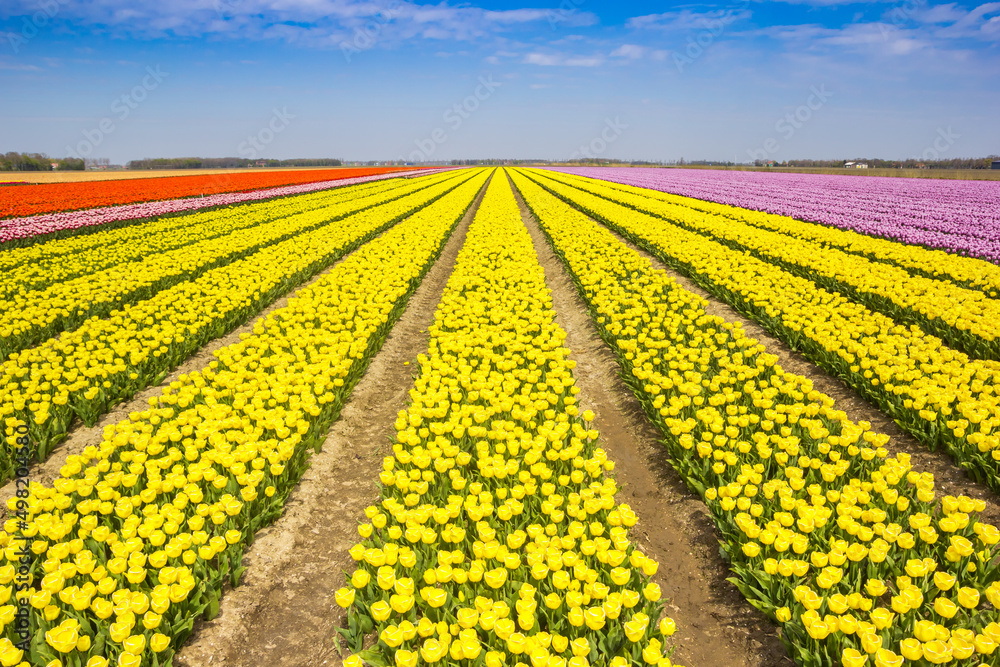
[
  {"x1": 1, "y1": 152, "x2": 85, "y2": 171},
  {"x1": 448, "y1": 159, "x2": 554, "y2": 165},
  {"x1": 561, "y1": 158, "x2": 670, "y2": 166},
  {"x1": 777, "y1": 156, "x2": 1000, "y2": 169},
  {"x1": 125, "y1": 157, "x2": 343, "y2": 169}
]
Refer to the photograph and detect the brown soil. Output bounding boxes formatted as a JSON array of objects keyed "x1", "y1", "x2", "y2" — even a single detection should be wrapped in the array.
[
  {"x1": 172, "y1": 173, "x2": 492, "y2": 667},
  {"x1": 509, "y1": 175, "x2": 793, "y2": 667}
]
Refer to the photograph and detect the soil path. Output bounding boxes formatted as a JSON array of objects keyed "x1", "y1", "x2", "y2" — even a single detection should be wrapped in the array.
[
  {"x1": 173, "y1": 173, "x2": 492, "y2": 667},
  {"x1": 509, "y1": 174, "x2": 794, "y2": 667}
]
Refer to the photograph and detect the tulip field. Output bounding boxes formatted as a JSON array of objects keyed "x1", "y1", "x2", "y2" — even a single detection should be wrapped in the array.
[
  {"x1": 1, "y1": 166, "x2": 999, "y2": 667},
  {"x1": 549, "y1": 167, "x2": 1000, "y2": 265},
  {"x1": 0, "y1": 167, "x2": 420, "y2": 222}
]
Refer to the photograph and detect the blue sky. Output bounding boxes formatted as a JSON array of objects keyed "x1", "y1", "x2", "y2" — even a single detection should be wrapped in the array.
[{"x1": 1, "y1": 0, "x2": 997, "y2": 163}]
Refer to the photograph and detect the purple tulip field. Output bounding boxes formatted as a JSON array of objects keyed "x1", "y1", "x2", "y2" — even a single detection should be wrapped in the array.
[{"x1": 548, "y1": 166, "x2": 1000, "y2": 264}]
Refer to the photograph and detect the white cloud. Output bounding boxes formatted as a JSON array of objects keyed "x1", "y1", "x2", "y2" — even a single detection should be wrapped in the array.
[
  {"x1": 750, "y1": 0, "x2": 894, "y2": 5},
  {"x1": 0, "y1": 0, "x2": 596, "y2": 48},
  {"x1": 610, "y1": 44, "x2": 644, "y2": 59},
  {"x1": 0, "y1": 58, "x2": 40, "y2": 71},
  {"x1": 755, "y1": 1, "x2": 1000, "y2": 61},
  {"x1": 523, "y1": 51, "x2": 603, "y2": 67},
  {"x1": 484, "y1": 8, "x2": 597, "y2": 27},
  {"x1": 628, "y1": 8, "x2": 752, "y2": 32}
]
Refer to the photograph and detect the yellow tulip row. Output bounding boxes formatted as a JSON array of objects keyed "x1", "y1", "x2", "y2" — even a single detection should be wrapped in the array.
[
  {"x1": 0, "y1": 168, "x2": 492, "y2": 667},
  {"x1": 0, "y1": 169, "x2": 467, "y2": 361},
  {"x1": 336, "y1": 173, "x2": 681, "y2": 667},
  {"x1": 0, "y1": 168, "x2": 483, "y2": 480},
  {"x1": 509, "y1": 168, "x2": 1000, "y2": 667},
  {"x1": 530, "y1": 170, "x2": 1000, "y2": 362},
  {"x1": 514, "y1": 169, "x2": 1000, "y2": 498},
  {"x1": 0, "y1": 171, "x2": 423, "y2": 277},
  {"x1": 0, "y1": 172, "x2": 426, "y2": 299},
  {"x1": 546, "y1": 170, "x2": 1000, "y2": 298}
]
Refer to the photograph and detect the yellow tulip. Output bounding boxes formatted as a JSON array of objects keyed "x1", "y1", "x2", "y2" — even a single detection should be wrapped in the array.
[
  {"x1": 957, "y1": 586, "x2": 980, "y2": 609},
  {"x1": 151, "y1": 633, "x2": 171, "y2": 652},
  {"x1": 934, "y1": 571, "x2": 956, "y2": 591},
  {"x1": 870, "y1": 608, "x2": 894, "y2": 630},
  {"x1": 118, "y1": 654, "x2": 141, "y2": 667},
  {"x1": 484, "y1": 568, "x2": 508, "y2": 589},
  {"x1": 975, "y1": 633, "x2": 997, "y2": 656},
  {"x1": 44, "y1": 619, "x2": 80, "y2": 654},
  {"x1": 381, "y1": 626, "x2": 404, "y2": 648},
  {"x1": 860, "y1": 632, "x2": 882, "y2": 654},
  {"x1": 841, "y1": 648, "x2": 868, "y2": 667},
  {"x1": 641, "y1": 641, "x2": 662, "y2": 665},
  {"x1": 123, "y1": 634, "x2": 146, "y2": 655},
  {"x1": 335, "y1": 588, "x2": 355, "y2": 608},
  {"x1": 395, "y1": 649, "x2": 418, "y2": 667},
  {"x1": 805, "y1": 620, "x2": 829, "y2": 641},
  {"x1": 914, "y1": 620, "x2": 937, "y2": 642},
  {"x1": 898, "y1": 638, "x2": 922, "y2": 661},
  {"x1": 376, "y1": 567, "x2": 396, "y2": 591},
  {"x1": 933, "y1": 596, "x2": 958, "y2": 619},
  {"x1": 507, "y1": 633, "x2": 528, "y2": 655},
  {"x1": 624, "y1": 618, "x2": 647, "y2": 643},
  {"x1": 872, "y1": 648, "x2": 903, "y2": 667},
  {"x1": 584, "y1": 606, "x2": 606, "y2": 631},
  {"x1": 371, "y1": 600, "x2": 392, "y2": 621},
  {"x1": 922, "y1": 640, "x2": 953, "y2": 665},
  {"x1": 389, "y1": 594, "x2": 413, "y2": 614},
  {"x1": 865, "y1": 579, "x2": 888, "y2": 598},
  {"x1": 461, "y1": 636, "x2": 482, "y2": 660},
  {"x1": 420, "y1": 638, "x2": 448, "y2": 663}
]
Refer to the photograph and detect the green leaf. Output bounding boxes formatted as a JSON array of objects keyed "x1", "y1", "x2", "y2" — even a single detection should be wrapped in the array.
[{"x1": 356, "y1": 649, "x2": 389, "y2": 667}]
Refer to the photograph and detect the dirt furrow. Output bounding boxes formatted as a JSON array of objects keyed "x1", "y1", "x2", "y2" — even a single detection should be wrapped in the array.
[
  {"x1": 173, "y1": 173, "x2": 492, "y2": 667},
  {"x1": 510, "y1": 176, "x2": 794, "y2": 667}
]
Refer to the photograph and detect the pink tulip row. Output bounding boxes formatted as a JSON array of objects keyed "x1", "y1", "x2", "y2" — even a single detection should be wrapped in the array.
[
  {"x1": 0, "y1": 168, "x2": 446, "y2": 244},
  {"x1": 546, "y1": 167, "x2": 1000, "y2": 264}
]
